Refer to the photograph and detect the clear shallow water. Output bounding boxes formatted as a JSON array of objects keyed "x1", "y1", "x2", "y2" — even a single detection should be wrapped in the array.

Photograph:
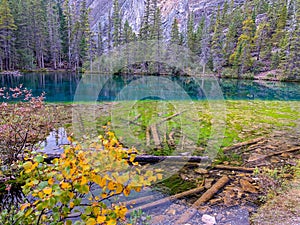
[{"x1": 1, "y1": 72, "x2": 300, "y2": 102}]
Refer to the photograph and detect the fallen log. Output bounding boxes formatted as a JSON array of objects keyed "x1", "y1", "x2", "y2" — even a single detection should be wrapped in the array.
[
  {"x1": 174, "y1": 175, "x2": 229, "y2": 225},
  {"x1": 223, "y1": 137, "x2": 265, "y2": 152},
  {"x1": 44, "y1": 153, "x2": 209, "y2": 164},
  {"x1": 157, "y1": 111, "x2": 187, "y2": 125},
  {"x1": 213, "y1": 165, "x2": 254, "y2": 172},
  {"x1": 122, "y1": 194, "x2": 161, "y2": 206},
  {"x1": 126, "y1": 185, "x2": 205, "y2": 214},
  {"x1": 133, "y1": 155, "x2": 208, "y2": 164}
]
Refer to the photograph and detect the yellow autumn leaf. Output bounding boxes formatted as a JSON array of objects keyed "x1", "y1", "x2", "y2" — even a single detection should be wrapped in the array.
[
  {"x1": 61, "y1": 182, "x2": 71, "y2": 189},
  {"x1": 38, "y1": 191, "x2": 44, "y2": 198},
  {"x1": 101, "y1": 193, "x2": 108, "y2": 198},
  {"x1": 43, "y1": 187, "x2": 52, "y2": 195},
  {"x1": 93, "y1": 207, "x2": 100, "y2": 216},
  {"x1": 97, "y1": 215, "x2": 106, "y2": 223},
  {"x1": 129, "y1": 154, "x2": 136, "y2": 162},
  {"x1": 106, "y1": 219, "x2": 117, "y2": 225},
  {"x1": 92, "y1": 175, "x2": 101, "y2": 186},
  {"x1": 81, "y1": 176, "x2": 88, "y2": 185},
  {"x1": 48, "y1": 178, "x2": 55, "y2": 185},
  {"x1": 69, "y1": 192, "x2": 75, "y2": 199},
  {"x1": 86, "y1": 218, "x2": 96, "y2": 225},
  {"x1": 134, "y1": 186, "x2": 142, "y2": 192},
  {"x1": 20, "y1": 203, "x2": 30, "y2": 211},
  {"x1": 116, "y1": 183, "x2": 123, "y2": 194},
  {"x1": 123, "y1": 187, "x2": 131, "y2": 197},
  {"x1": 23, "y1": 161, "x2": 32, "y2": 171},
  {"x1": 70, "y1": 202, "x2": 74, "y2": 208},
  {"x1": 100, "y1": 177, "x2": 107, "y2": 188},
  {"x1": 157, "y1": 173, "x2": 163, "y2": 180},
  {"x1": 107, "y1": 181, "x2": 116, "y2": 191}
]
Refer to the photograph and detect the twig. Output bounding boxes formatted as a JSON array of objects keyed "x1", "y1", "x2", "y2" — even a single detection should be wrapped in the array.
[
  {"x1": 223, "y1": 137, "x2": 265, "y2": 152},
  {"x1": 265, "y1": 147, "x2": 300, "y2": 158},
  {"x1": 213, "y1": 165, "x2": 254, "y2": 172}
]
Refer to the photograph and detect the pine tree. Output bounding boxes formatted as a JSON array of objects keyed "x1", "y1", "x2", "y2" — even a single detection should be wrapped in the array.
[
  {"x1": 113, "y1": 0, "x2": 121, "y2": 46},
  {"x1": 230, "y1": 16, "x2": 256, "y2": 76},
  {"x1": 79, "y1": 0, "x2": 91, "y2": 67},
  {"x1": 211, "y1": 8, "x2": 225, "y2": 75},
  {"x1": 281, "y1": 0, "x2": 300, "y2": 79},
  {"x1": 123, "y1": 20, "x2": 135, "y2": 44},
  {"x1": 47, "y1": 1, "x2": 61, "y2": 69},
  {"x1": 150, "y1": 8, "x2": 163, "y2": 40},
  {"x1": 254, "y1": 21, "x2": 271, "y2": 61},
  {"x1": 0, "y1": 0, "x2": 16, "y2": 70},
  {"x1": 272, "y1": 1, "x2": 288, "y2": 48},
  {"x1": 107, "y1": 9, "x2": 112, "y2": 50},
  {"x1": 194, "y1": 17, "x2": 205, "y2": 56},
  {"x1": 187, "y1": 12, "x2": 196, "y2": 52},
  {"x1": 140, "y1": 0, "x2": 151, "y2": 40},
  {"x1": 97, "y1": 22, "x2": 104, "y2": 56},
  {"x1": 200, "y1": 17, "x2": 211, "y2": 74},
  {"x1": 57, "y1": 0, "x2": 68, "y2": 65},
  {"x1": 170, "y1": 18, "x2": 180, "y2": 45},
  {"x1": 29, "y1": 0, "x2": 48, "y2": 69}
]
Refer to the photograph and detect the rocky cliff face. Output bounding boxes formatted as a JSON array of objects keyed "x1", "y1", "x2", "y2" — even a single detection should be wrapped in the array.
[{"x1": 84, "y1": 0, "x2": 246, "y2": 38}]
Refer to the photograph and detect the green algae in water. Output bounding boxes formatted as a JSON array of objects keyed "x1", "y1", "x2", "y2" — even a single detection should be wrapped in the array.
[{"x1": 154, "y1": 174, "x2": 197, "y2": 195}]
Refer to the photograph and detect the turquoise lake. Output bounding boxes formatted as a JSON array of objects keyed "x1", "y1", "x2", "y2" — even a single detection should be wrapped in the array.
[{"x1": 1, "y1": 72, "x2": 300, "y2": 102}]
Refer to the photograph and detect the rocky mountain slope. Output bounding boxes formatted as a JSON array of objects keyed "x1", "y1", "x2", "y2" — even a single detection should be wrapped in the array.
[{"x1": 84, "y1": 0, "x2": 246, "y2": 38}]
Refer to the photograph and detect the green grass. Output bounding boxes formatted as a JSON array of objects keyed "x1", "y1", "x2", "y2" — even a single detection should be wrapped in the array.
[{"x1": 68, "y1": 100, "x2": 299, "y2": 157}]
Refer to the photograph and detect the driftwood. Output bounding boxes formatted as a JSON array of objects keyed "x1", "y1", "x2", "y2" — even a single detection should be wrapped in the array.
[
  {"x1": 127, "y1": 186, "x2": 205, "y2": 214},
  {"x1": 150, "y1": 124, "x2": 161, "y2": 149},
  {"x1": 223, "y1": 137, "x2": 265, "y2": 152},
  {"x1": 214, "y1": 165, "x2": 255, "y2": 172},
  {"x1": 174, "y1": 175, "x2": 230, "y2": 225}
]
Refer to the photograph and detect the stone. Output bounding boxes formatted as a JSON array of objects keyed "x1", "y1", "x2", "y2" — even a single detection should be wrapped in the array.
[{"x1": 201, "y1": 214, "x2": 216, "y2": 225}]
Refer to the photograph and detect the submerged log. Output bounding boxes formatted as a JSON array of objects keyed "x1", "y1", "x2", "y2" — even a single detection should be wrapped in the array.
[
  {"x1": 174, "y1": 175, "x2": 230, "y2": 225},
  {"x1": 157, "y1": 111, "x2": 187, "y2": 125},
  {"x1": 126, "y1": 185, "x2": 205, "y2": 214},
  {"x1": 150, "y1": 124, "x2": 161, "y2": 149}
]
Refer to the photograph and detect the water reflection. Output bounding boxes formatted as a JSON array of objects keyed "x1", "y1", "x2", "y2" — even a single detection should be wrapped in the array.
[
  {"x1": 39, "y1": 127, "x2": 69, "y2": 154},
  {"x1": 1, "y1": 73, "x2": 300, "y2": 101}
]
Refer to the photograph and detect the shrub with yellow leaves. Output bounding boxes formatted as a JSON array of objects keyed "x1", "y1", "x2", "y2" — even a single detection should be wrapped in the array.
[{"x1": 17, "y1": 129, "x2": 163, "y2": 225}]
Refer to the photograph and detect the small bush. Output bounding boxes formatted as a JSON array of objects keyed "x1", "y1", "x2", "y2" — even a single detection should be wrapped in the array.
[
  {"x1": 0, "y1": 86, "x2": 58, "y2": 164},
  {"x1": 16, "y1": 130, "x2": 163, "y2": 224},
  {"x1": 221, "y1": 68, "x2": 238, "y2": 78}
]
